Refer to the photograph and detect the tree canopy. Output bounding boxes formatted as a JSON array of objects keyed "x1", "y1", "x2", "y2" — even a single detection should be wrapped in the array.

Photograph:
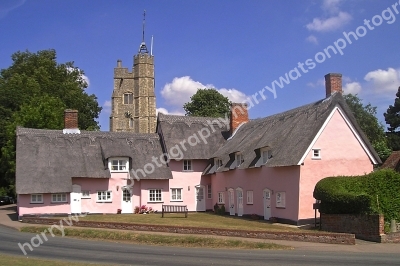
[
  {"x1": 384, "y1": 87, "x2": 400, "y2": 151},
  {"x1": 183, "y1": 89, "x2": 230, "y2": 118},
  {"x1": 344, "y1": 94, "x2": 391, "y2": 162},
  {"x1": 0, "y1": 49, "x2": 102, "y2": 196}
]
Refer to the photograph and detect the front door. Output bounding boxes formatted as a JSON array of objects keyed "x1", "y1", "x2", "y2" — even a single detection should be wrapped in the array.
[
  {"x1": 228, "y1": 188, "x2": 235, "y2": 215},
  {"x1": 263, "y1": 188, "x2": 271, "y2": 220},
  {"x1": 195, "y1": 185, "x2": 205, "y2": 211},
  {"x1": 236, "y1": 188, "x2": 243, "y2": 217},
  {"x1": 70, "y1": 184, "x2": 81, "y2": 214},
  {"x1": 121, "y1": 187, "x2": 132, "y2": 214}
]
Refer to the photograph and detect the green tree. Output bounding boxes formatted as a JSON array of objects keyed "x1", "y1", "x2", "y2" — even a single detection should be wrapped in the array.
[
  {"x1": 183, "y1": 89, "x2": 230, "y2": 117},
  {"x1": 0, "y1": 49, "x2": 102, "y2": 195},
  {"x1": 344, "y1": 94, "x2": 391, "y2": 162},
  {"x1": 384, "y1": 87, "x2": 400, "y2": 150}
]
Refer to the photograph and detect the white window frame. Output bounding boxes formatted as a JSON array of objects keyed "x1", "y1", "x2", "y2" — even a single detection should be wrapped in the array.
[
  {"x1": 123, "y1": 93, "x2": 133, "y2": 104},
  {"x1": 215, "y1": 158, "x2": 223, "y2": 169},
  {"x1": 276, "y1": 191, "x2": 286, "y2": 208},
  {"x1": 109, "y1": 157, "x2": 129, "y2": 172},
  {"x1": 51, "y1": 193, "x2": 67, "y2": 203},
  {"x1": 30, "y1": 194, "x2": 43, "y2": 204},
  {"x1": 149, "y1": 189, "x2": 163, "y2": 202},
  {"x1": 170, "y1": 188, "x2": 183, "y2": 202},
  {"x1": 97, "y1": 191, "x2": 112, "y2": 202},
  {"x1": 218, "y1": 192, "x2": 225, "y2": 204},
  {"x1": 207, "y1": 184, "x2": 212, "y2": 199},
  {"x1": 236, "y1": 153, "x2": 244, "y2": 167},
  {"x1": 81, "y1": 190, "x2": 91, "y2": 199},
  {"x1": 183, "y1": 160, "x2": 192, "y2": 171},
  {"x1": 262, "y1": 149, "x2": 272, "y2": 164},
  {"x1": 246, "y1": 190, "x2": 254, "y2": 204},
  {"x1": 312, "y1": 149, "x2": 321, "y2": 160}
]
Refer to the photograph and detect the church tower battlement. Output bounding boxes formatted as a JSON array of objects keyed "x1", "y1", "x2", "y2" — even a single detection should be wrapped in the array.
[{"x1": 110, "y1": 11, "x2": 156, "y2": 133}]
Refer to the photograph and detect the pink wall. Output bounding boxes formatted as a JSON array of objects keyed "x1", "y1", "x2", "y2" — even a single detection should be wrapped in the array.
[
  {"x1": 212, "y1": 166, "x2": 300, "y2": 221},
  {"x1": 299, "y1": 108, "x2": 374, "y2": 219},
  {"x1": 18, "y1": 194, "x2": 71, "y2": 216},
  {"x1": 139, "y1": 179, "x2": 169, "y2": 212},
  {"x1": 169, "y1": 160, "x2": 212, "y2": 211}
]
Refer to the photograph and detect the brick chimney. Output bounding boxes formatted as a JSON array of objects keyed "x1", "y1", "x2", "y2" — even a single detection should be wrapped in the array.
[
  {"x1": 63, "y1": 109, "x2": 80, "y2": 134},
  {"x1": 325, "y1": 73, "x2": 343, "y2": 97},
  {"x1": 230, "y1": 103, "x2": 249, "y2": 135}
]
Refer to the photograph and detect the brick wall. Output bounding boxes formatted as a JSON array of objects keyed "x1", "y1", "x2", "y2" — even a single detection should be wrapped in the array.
[
  {"x1": 230, "y1": 103, "x2": 248, "y2": 134},
  {"x1": 321, "y1": 213, "x2": 384, "y2": 242},
  {"x1": 22, "y1": 217, "x2": 355, "y2": 245},
  {"x1": 64, "y1": 109, "x2": 78, "y2": 129}
]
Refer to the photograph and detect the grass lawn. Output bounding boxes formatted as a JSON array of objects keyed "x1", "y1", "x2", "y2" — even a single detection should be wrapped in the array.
[
  {"x1": 0, "y1": 253, "x2": 112, "y2": 266},
  {"x1": 79, "y1": 212, "x2": 302, "y2": 232},
  {"x1": 21, "y1": 226, "x2": 291, "y2": 250}
]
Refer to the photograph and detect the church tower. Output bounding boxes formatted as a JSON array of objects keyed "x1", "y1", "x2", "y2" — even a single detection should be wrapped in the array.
[{"x1": 110, "y1": 11, "x2": 156, "y2": 133}]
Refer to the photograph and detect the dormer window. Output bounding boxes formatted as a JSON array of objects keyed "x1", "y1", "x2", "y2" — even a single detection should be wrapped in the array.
[
  {"x1": 236, "y1": 153, "x2": 244, "y2": 167},
  {"x1": 262, "y1": 149, "x2": 272, "y2": 164},
  {"x1": 109, "y1": 158, "x2": 129, "y2": 172},
  {"x1": 215, "y1": 158, "x2": 223, "y2": 169},
  {"x1": 123, "y1": 93, "x2": 133, "y2": 104}
]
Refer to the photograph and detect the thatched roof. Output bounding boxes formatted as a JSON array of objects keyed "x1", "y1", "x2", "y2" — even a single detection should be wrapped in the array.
[
  {"x1": 156, "y1": 113, "x2": 229, "y2": 159},
  {"x1": 205, "y1": 92, "x2": 380, "y2": 174},
  {"x1": 381, "y1": 151, "x2": 400, "y2": 171},
  {"x1": 16, "y1": 128, "x2": 172, "y2": 194}
]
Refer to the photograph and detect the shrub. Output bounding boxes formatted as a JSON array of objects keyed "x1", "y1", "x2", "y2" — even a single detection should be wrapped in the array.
[{"x1": 314, "y1": 169, "x2": 400, "y2": 222}]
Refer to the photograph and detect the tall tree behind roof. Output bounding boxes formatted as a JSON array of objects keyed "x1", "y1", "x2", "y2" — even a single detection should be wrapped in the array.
[{"x1": 183, "y1": 88, "x2": 230, "y2": 118}]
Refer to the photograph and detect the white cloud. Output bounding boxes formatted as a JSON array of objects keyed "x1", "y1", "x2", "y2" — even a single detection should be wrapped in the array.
[
  {"x1": 160, "y1": 76, "x2": 248, "y2": 112},
  {"x1": 306, "y1": 11, "x2": 352, "y2": 32},
  {"x1": 306, "y1": 35, "x2": 318, "y2": 45},
  {"x1": 156, "y1": 107, "x2": 184, "y2": 116},
  {"x1": 322, "y1": 0, "x2": 342, "y2": 14},
  {"x1": 307, "y1": 79, "x2": 325, "y2": 88},
  {"x1": 343, "y1": 82, "x2": 362, "y2": 94},
  {"x1": 103, "y1": 100, "x2": 111, "y2": 114},
  {"x1": 67, "y1": 67, "x2": 90, "y2": 87},
  {"x1": 364, "y1": 68, "x2": 400, "y2": 93}
]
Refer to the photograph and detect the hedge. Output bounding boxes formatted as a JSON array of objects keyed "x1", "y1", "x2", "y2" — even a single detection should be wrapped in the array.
[{"x1": 313, "y1": 169, "x2": 400, "y2": 222}]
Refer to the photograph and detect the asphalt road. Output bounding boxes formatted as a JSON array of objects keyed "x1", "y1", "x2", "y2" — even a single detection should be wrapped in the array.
[{"x1": 1, "y1": 226, "x2": 400, "y2": 266}]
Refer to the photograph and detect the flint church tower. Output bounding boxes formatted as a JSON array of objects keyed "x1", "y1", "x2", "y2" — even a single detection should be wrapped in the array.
[{"x1": 110, "y1": 11, "x2": 156, "y2": 133}]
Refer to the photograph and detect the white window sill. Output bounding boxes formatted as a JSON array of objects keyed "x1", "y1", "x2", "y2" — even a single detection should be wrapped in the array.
[
  {"x1": 81, "y1": 197, "x2": 91, "y2": 199},
  {"x1": 96, "y1": 201, "x2": 112, "y2": 203},
  {"x1": 171, "y1": 200, "x2": 183, "y2": 202},
  {"x1": 182, "y1": 170, "x2": 193, "y2": 172},
  {"x1": 148, "y1": 201, "x2": 163, "y2": 203},
  {"x1": 30, "y1": 202, "x2": 44, "y2": 204},
  {"x1": 51, "y1": 201, "x2": 68, "y2": 203},
  {"x1": 311, "y1": 157, "x2": 321, "y2": 160}
]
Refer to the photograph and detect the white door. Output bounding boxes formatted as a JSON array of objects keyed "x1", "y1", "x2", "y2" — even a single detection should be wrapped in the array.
[
  {"x1": 263, "y1": 188, "x2": 271, "y2": 220},
  {"x1": 121, "y1": 187, "x2": 133, "y2": 214},
  {"x1": 236, "y1": 188, "x2": 243, "y2": 217},
  {"x1": 195, "y1": 185, "x2": 206, "y2": 211},
  {"x1": 70, "y1": 184, "x2": 81, "y2": 214},
  {"x1": 228, "y1": 188, "x2": 235, "y2": 215}
]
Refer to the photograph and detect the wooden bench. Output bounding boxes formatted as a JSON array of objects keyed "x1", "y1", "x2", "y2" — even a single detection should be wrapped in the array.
[{"x1": 162, "y1": 205, "x2": 188, "y2": 218}]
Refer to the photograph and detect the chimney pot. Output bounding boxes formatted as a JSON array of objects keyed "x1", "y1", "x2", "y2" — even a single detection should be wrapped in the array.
[
  {"x1": 230, "y1": 103, "x2": 249, "y2": 135},
  {"x1": 325, "y1": 73, "x2": 342, "y2": 97}
]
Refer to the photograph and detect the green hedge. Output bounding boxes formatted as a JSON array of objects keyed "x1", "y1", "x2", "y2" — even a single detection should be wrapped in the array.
[{"x1": 314, "y1": 169, "x2": 400, "y2": 221}]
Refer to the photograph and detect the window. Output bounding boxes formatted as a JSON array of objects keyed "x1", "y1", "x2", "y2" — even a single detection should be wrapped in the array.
[
  {"x1": 81, "y1": 190, "x2": 90, "y2": 199},
  {"x1": 149, "y1": 189, "x2": 162, "y2": 202},
  {"x1": 171, "y1": 188, "x2": 182, "y2": 201},
  {"x1": 51, "y1": 193, "x2": 67, "y2": 203},
  {"x1": 109, "y1": 158, "x2": 128, "y2": 172},
  {"x1": 262, "y1": 150, "x2": 272, "y2": 164},
  {"x1": 123, "y1": 93, "x2": 133, "y2": 104},
  {"x1": 183, "y1": 160, "x2": 192, "y2": 171},
  {"x1": 236, "y1": 153, "x2": 244, "y2": 167},
  {"x1": 312, "y1": 149, "x2": 321, "y2": 159},
  {"x1": 97, "y1": 191, "x2": 112, "y2": 202},
  {"x1": 207, "y1": 184, "x2": 212, "y2": 199},
  {"x1": 218, "y1": 192, "x2": 225, "y2": 204},
  {"x1": 31, "y1": 194, "x2": 43, "y2": 204},
  {"x1": 246, "y1": 190, "x2": 253, "y2": 204},
  {"x1": 129, "y1": 118, "x2": 134, "y2": 128},
  {"x1": 276, "y1": 192, "x2": 286, "y2": 208},
  {"x1": 215, "y1": 158, "x2": 223, "y2": 169}
]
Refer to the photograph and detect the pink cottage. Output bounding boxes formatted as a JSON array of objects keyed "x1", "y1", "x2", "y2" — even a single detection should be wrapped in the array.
[{"x1": 16, "y1": 73, "x2": 381, "y2": 225}]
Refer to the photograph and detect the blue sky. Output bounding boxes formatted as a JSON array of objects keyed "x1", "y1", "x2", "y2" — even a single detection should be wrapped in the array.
[{"x1": 1, "y1": 0, "x2": 400, "y2": 131}]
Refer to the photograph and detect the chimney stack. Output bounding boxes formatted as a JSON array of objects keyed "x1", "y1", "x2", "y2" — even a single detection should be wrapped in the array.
[
  {"x1": 63, "y1": 109, "x2": 80, "y2": 134},
  {"x1": 230, "y1": 103, "x2": 249, "y2": 135},
  {"x1": 325, "y1": 73, "x2": 342, "y2": 97}
]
